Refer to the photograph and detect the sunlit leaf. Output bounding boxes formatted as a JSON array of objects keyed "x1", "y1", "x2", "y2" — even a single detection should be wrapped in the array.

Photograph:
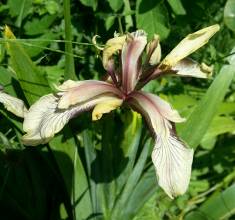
[{"x1": 178, "y1": 65, "x2": 235, "y2": 149}]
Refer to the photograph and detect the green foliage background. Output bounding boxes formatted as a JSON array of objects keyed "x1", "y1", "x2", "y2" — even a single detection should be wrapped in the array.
[{"x1": 0, "y1": 0, "x2": 235, "y2": 219}]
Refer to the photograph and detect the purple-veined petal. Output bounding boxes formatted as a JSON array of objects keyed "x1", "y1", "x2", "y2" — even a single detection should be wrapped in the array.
[
  {"x1": 56, "y1": 80, "x2": 123, "y2": 109},
  {"x1": 128, "y1": 91, "x2": 193, "y2": 198},
  {"x1": 0, "y1": 91, "x2": 27, "y2": 118},
  {"x1": 22, "y1": 93, "x2": 123, "y2": 146},
  {"x1": 152, "y1": 135, "x2": 193, "y2": 199},
  {"x1": 122, "y1": 30, "x2": 147, "y2": 93},
  {"x1": 172, "y1": 58, "x2": 213, "y2": 78},
  {"x1": 160, "y1": 24, "x2": 220, "y2": 69}
]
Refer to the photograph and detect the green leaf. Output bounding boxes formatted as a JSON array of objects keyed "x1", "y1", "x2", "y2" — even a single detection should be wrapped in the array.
[
  {"x1": 105, "y1": 16, "x2": 116, "y2": 30},
  {"x1": 111, "y1": 139, "x2": 152, "y2": 220},
  {"x1": 50, "y1": 131, "x2": 92, "y2": 220},
  {"x1": 107, "y1": 0, "x2": 123, "y2": 12},
  {"x1": 7, "y1": 0, "x2": 33, "y2": 27},
  {"x1": 185, "y1": 184, "x2": 235, "y2": 220},
  {"x1": 178, "y1": 65, "x2": 235, "y2": 149},
  {"x1": 3, "y1": 26, "x2": 51, "y2": 105},
  {"x1": 79, "y1": 0, "x2": 98, "y2": 11},
  {"x1": 136, "y1": 0, "x2": 170, "y2": 40},
  {"x1": 24, "y1": 15, "x2": 56, "y2": 35},
  {"x1": 201, "y1": 116, "x2": 235, "y2": 141},
  {"x1": 224, "y1": 0, "x2": 235, "y2": 32},
  {"x1": 167, "y1": 0, "x2": 186, "y2": 15}
]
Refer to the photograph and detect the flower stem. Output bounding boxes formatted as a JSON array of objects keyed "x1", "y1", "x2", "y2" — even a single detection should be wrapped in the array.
[{"x1": 63, "y1": 0, "x2": 77, "y2": 80}]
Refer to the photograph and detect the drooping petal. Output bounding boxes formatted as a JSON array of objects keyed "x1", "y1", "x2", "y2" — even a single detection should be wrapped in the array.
[
  {"x1": 152, "y1": 135, "x2": 193, "y2": 199},
  {"x1": 172, "y1": 58, "x2": 213, "y2": 78},
  {"x1": 128, "y1": 91, "x2": 193, "y2": 198},
  {"x1": 22, "y1": 93, "x2": 123, "y2": 146},
  {"x1": 56, "y1": 80, "x2": 122, "y2": 109},
  {"x1": 0, "y1": 91, "x2": 27, "y2": 118},
  {"x1": 160, "y1": 25, "x2": 220, "y2": 69},
  {"x1": 122, "y1": 30, "x2": 147, "y2": 93}
]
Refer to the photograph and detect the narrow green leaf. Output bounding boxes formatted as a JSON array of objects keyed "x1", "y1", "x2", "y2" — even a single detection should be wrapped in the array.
[
  {"x1": 185, "y1": 184, "x2": 235, "y2": 220},
  {"x1": 49, "y1": 131, "x2": 92, "y2": 220},
  {"x1": 124, "y1": 167, "x2": 157, "y2": 220},
  {"x1": 136, "y1": 0, "x2": 170, "y2": 40},
  {"x1": 178, "y1": 65, "x2": 235, "y2": 149},
  {"x1": 3, "y1": 27, "x2": 50, "y2": 105},
  {"x1": 112, "y1": 139, "x2": 152, "y2": 220}
]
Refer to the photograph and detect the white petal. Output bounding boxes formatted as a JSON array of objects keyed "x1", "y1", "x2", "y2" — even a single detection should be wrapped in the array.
[
  {"x1": 160, "y1": 25, "x2": 220, "y2": 68},
  {"x1": 152, "y1": 136, "x2": 193, "y2": 198},
  {"x1": 172, "y1": 58, "x2": 213, "y2": 78},
  {"x1": 0, "y1": 91, "x2": 27, "y2": 117},
  {"x1": 121, "y1": 30, "x2": 147, "y2": 93},
  {"x1": 57, "y1": 80, "x2": 122, "y2": 109},
  {"x1": 22, "y1": 93, "x2": 122, "y2": 146},
  {"x1": 127, "y1": 91, "x2": 193, "y2": 198}
]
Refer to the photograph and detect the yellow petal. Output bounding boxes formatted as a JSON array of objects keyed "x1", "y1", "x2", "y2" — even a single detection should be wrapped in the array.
[
  {"x1": 102, "y1": 35, "x2": 126, "y2": 70},
  {"x1": 146, "y1": 34, "x2": 161, "y2": 65},
  {"x1": 92, "y1": 97, "x2": 123, "y2": 121},
  {"x1": 160, "y1": 24, "x2": 220, "y2": 69},
  {"x1": 4, "y1": 25, "x2": 16, "y2": 39}
]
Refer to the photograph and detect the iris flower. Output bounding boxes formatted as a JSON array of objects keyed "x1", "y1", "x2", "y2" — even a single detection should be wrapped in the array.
[{"x1": 0, "y1": 25, "x2": 219, "y2": 198}]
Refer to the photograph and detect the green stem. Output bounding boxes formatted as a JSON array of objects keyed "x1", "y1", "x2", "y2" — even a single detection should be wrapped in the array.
[
  {"x1": 63, "y1": 0, "x2": 77, "y2": 80},
  {"x1": 118, "y1": 16, "x2": 124, "y2": 34}
]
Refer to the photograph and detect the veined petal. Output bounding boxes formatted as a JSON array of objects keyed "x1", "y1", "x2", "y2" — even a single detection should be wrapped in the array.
[
  {"x1": 103, "y1": 35, "x2": 126, "y2": 70},
  {"x1": 152, "y1": 136, "x2": 193, "y2": 198},
  {"x1": 92, "y1": 97, "x2": 123, "y2": 121},
  {"x1": 122, "y1": 30, "x2": 147, "y2": 93},
  {"x1": 160, "y1": 25, "x2": 220, "y2": 69},
  {"x1": 57, "y1": 80, "x2": 122, "y2": 109},
  {"x1": 0, "y1": 91, "x2": 27, "y2": 118},
  {"x1": 128, "y1": 91, "x2": 185, "y2": 126},
  {"x1": 22, "y1": 93, "x2": 121, "y2": 146},
  {"x1": 128, "y1": 91, "x2": 193, "y2": 198},
  {"x1": 172, "y1": 58, "x2": 213, "y2": 78}
]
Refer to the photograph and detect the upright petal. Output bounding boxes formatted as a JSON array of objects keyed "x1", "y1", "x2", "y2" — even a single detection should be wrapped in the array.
[
  {"x1": 128, "y1": 91, "x2": 193, "y2": 198},
  {"x1": 146, "y1": 34, "x2": 161, "y2": 65},
  {"x1": 122, "y1": 30, "x2": 147, "y2": 93},
  {"x1": 22, "y1": 93, "x2": 123, "y2": 146},
  {"x1": 56, "y1": 80, "x2": 122, "y2": 109},
  {"x1": 0, "y1": 91, "x2": 27, "y2": 118},
  {"x1": 103, "y1": 35, "x2": 126, "y2": 70},
  {"x1": 160, "y1": 25, "x2": 220, "y2": 69}
]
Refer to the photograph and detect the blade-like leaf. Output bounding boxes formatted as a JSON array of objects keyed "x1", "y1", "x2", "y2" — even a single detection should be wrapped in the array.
[
  {"x1": 178, "y1": 65, "x2": 235, "y2": 149},
  {"x1": 3, "y1": 26, "x2": 50, "y2": 105},
  {"x1": 49, "y1": 130, "x2": 92, "y2": 220},
  {"x1": 185, "y1": 184, "x2": 235, "y2": 220}
]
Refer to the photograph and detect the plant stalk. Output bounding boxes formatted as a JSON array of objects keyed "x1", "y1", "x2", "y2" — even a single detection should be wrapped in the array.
[{"x1": 63, "y1": 0, "x2": 77, "y2": 80}]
